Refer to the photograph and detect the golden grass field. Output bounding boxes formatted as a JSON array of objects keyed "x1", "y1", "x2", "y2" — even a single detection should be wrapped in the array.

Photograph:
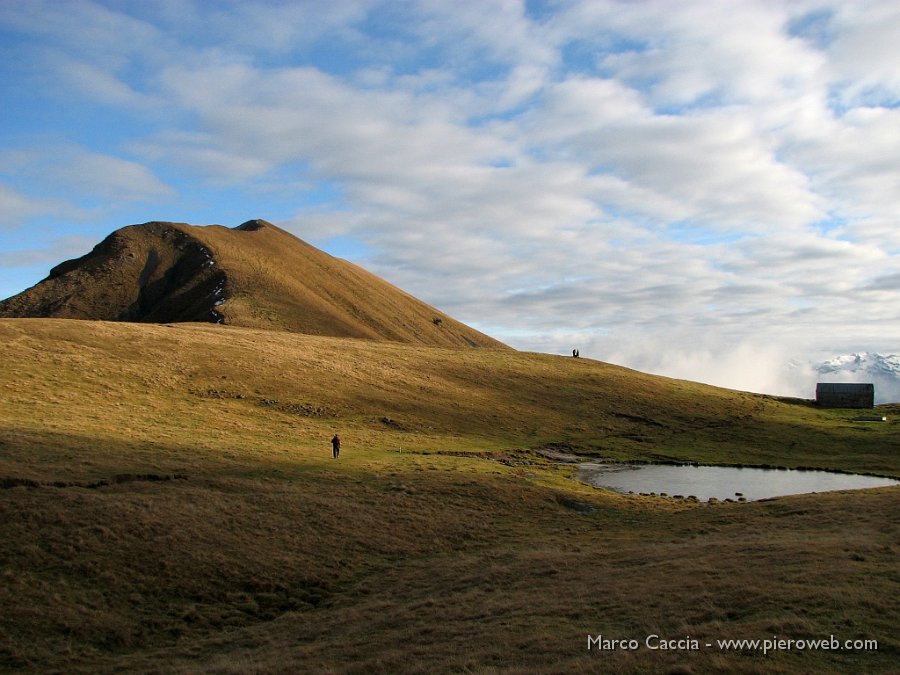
[{"x1": 1, "y1": 318, "x2": 898, "y2": 673}]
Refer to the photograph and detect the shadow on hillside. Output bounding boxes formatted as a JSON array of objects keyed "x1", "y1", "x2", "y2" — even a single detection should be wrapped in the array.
[{"x1": 0, "y1": 425, "x2": 262, "y2": 484}]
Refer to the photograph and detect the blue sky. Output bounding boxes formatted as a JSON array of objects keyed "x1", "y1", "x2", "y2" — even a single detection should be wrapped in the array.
[{"x1": 1, "y1": 0, "x2": 899, "y2": 397}]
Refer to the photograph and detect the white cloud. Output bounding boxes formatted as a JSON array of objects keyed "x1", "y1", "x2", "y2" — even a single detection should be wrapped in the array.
[
  {"x1": 825, "y1": 1, "x2": 900, "y2": 107},
  {"x1": 547, "y1": 0, "x2": 825, "y2": 106},
  {"x1": 0, "y1": 235, "x2": 94, "y2": 269},
  {"x1": 131, "y1": 130, "x2": 274, "y2": 184},
  {"x1": 2, "y1": 146, "x2": 174, "y2": 203},
  {"x1": 55, "y1": 150, "x2": 175, "y2": 201},
  {"x1": 787, "y1": 107, "x2": 900, "y2": 240},
  {"x1": 50, "y1": 56, "x2": 154, "y2": 109},
  {"x1": 0, "y1": 0, "x2": 162, "y2": 64},
  {"x1": 0, "y1": 183, "x2": 52, "y2": 229}
]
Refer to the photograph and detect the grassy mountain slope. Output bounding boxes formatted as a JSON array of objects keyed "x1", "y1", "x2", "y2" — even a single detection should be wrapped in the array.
[
  {"x1": 1, "y1": 319, "x2": 897, "y2": 673},
  {"x1": 0, "y1": 220, "x2": 506, "y2": 349}
]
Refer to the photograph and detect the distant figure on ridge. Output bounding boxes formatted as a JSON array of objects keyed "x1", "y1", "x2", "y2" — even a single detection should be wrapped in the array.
[
  {"x1": 331, "y1": 434, "x2": 341, "y2": 459},
  {"x1": 572, "y1": 348, "x2": 580, "y2": 358}
]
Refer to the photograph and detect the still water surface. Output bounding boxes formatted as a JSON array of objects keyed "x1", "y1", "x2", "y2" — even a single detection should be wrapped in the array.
[{"x1": 577, "y1": 463, "x2": 899, "y2": 502}]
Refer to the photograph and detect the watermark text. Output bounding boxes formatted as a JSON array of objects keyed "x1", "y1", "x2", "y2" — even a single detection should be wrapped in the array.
[{"x1": 588, "y1": 634, "x2": 878, "y2": 654}]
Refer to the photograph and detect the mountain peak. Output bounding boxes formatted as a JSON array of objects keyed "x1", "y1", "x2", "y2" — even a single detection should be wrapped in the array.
[
  {"x1": 0, "y1": 219, "x2": 507, "y2": 349},
  {"x1": 235, "y1": 219, "x2": 273, "y2": 231},
  {"x1": 818, "y1": 352, "x2": 900, "y2": 377}
]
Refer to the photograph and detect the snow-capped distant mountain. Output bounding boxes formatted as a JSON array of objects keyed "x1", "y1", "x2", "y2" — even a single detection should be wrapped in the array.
[
  {"x1": 815, "y1": 352, "x2": 900, "y2": 404},
  {"x1": 817, "y1": 352, "x2": 900, "y2": 378}
]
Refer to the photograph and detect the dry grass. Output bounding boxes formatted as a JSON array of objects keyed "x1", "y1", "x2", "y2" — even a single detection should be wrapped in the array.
[{"x1": 1, "y1": 318, "x2": 897, "y2": 673}]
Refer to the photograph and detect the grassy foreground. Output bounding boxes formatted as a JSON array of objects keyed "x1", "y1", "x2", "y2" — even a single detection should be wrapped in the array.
[{"x1": 1, "y1": 319, "x2": 897, "y2": 673}]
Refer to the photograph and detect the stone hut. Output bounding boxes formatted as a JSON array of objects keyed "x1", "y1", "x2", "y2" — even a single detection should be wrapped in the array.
[{"x1": 815, "y1": 383, "x2": 875, "y2": 409}]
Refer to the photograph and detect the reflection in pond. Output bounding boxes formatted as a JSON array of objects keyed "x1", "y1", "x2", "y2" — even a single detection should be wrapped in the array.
[{"x1": 577, "y1": 463, "x2": 899, "y2": 502}]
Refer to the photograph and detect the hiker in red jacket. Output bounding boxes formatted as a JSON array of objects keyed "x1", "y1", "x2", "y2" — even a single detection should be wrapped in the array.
[{"x1": 331, "y1": 434, "x2": 341, "y2": 459}]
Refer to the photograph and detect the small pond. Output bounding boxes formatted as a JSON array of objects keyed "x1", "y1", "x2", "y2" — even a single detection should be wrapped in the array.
[{"x1": 577, "y1": 462, "x2": 899, "y2": 502}]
